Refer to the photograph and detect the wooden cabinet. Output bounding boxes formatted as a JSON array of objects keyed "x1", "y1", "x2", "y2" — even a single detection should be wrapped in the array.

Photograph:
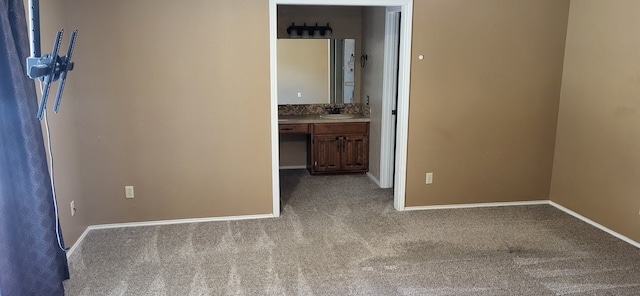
[
  {"x1": 278, "y1": 123, "x2": 309, "y2": 134},
  {"x1": 311, "y1": 135, "x2": 341, "y2": 172},
  {"x1": 310, "y1": 123, "x2": 369, "y2": 174},
  {"x1": 278, "y1": 121, "x2": 369, "y2": 174}
]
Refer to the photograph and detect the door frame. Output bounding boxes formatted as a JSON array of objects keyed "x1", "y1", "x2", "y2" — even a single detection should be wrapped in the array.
[{"x1": 269, "y1": 0, "x2": 413, "y2": 216}]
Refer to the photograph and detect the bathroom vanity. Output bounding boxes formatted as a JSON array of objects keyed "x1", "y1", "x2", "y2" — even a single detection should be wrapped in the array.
[{"x1": 279, "y1": 115, "x2": 369, "y2": 174}]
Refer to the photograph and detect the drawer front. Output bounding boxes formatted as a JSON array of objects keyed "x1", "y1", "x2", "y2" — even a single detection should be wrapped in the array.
[
  {"x1": 313, "y1": 123, "x2": 368, "y2": 135},
  {"x1": 279, "y1": 123, "x2": 309, "y2": 134}
]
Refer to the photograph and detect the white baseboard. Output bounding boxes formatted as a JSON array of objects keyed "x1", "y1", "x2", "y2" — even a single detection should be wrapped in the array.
[
  {"x1": 405, "y1": 199, "x2": 639, "y2": 249},
  {"x1": 66, "y1": 227, "x2": 91, "y2": 258},
  {"x1": 366, "y1": 172, "x2": 382, "y2": 187},
  {"x1": 405, "y1": 200, "x2": 549, "y2": 211},
  {"x1": 89, "y1": 214, "x2": 274, "y2": 230},
  {"x1": 279, "y1": 165, "x2": 307, "y2": 170},
  {"x1": 64, "y1": 213, "x2": 274, "y2": 258},
  {"x1": 549, "y1": 201, "x2": 640, "y2": 249},
  {"x1": 65, "y1": 199, "x2": 639, "y2": 259}
]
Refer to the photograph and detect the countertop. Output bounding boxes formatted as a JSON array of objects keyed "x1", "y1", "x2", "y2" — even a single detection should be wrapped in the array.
[{"x1": 278, "y1": 114, "x2": 370, "y2": 124}]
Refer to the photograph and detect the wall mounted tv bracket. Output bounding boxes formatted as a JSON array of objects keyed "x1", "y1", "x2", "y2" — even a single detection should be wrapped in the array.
[{"x1": 25, "y1": 0, "x2": 78, "y2": 120}]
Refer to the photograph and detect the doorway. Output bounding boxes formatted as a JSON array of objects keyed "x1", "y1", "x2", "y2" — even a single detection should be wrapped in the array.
[{"x1": 269, "y1": 0, "x2": 413, "y2": 217}]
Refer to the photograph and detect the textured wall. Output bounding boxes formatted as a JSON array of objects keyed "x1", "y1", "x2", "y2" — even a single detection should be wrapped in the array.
[
  {"x1": 550, "y1": 0, "x2": 640, "y2": 243},
  {"x1": 62, "y1": 0, "x2": 273, "y2": 229},
  {"x1": 405, "y1": 0, "x2": 570, "y2": 206},
  {"x1": 361, "y1": 7, "x2": 387, "y2": 182}
]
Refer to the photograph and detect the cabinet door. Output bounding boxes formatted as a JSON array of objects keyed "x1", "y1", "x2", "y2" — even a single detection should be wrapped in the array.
[
  {"x1": 312, "y1": 135, "x2": 341, "y2": 172},
  {"x1": 341, "y1": 135, "x2": 368, "y2": 171}
]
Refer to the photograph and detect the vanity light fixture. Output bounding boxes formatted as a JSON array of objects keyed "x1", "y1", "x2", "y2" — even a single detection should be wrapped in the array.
[
  {"x1": 26, "y1": 0, "x2": 78, "y2": 120},
  {"x1": 286, "y1": 23, "x2": 332, "y2": 38}
]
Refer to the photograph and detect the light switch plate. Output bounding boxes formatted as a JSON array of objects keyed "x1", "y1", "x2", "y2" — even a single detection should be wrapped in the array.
[{"x1": 125, "y1": 186, "x2": 134, "y2": 199}]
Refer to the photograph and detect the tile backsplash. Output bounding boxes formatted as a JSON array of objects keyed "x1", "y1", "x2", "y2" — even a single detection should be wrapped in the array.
[{"x1": 279, "y1": 103, "x2": 369, "y2": 116}]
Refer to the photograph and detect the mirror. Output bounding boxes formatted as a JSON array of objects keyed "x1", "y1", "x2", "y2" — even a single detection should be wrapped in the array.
[{"x1": 277, "y1": 39, "x2": 356, "y2": 105}]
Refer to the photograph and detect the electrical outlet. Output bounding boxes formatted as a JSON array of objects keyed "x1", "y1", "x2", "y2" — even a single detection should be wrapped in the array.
[
  {"x1": 426, "y1": 172, "x2": 433, "y2": 184},
  {"x1": 125, "y1": 186, "x2": 135, "y2": 199},
  {"x1": 70, "y1": 200, "x2": 76, "y2": 216},
  {"x1": 297, "y1": 92, "x2": 302, "y2": 98}
]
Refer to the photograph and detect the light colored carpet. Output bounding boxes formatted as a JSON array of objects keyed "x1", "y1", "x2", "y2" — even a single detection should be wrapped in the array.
[{"x1": 64, "y1": 170, "x2": 640, "y2": 295}]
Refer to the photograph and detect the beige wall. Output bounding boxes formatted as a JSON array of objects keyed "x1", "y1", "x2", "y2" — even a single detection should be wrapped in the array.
[
  {"x1": 279, "y1": 134, "x2": 308, "y2": 168},
  {"x1": 550, "y1": 0, "x2": 640, "y2": 243},
  {"x1": 361, "y1": 7, "x2": 387, "y2": 181},
  {"x1": 58, "y1": 0, "x2": 273, "y2": 233},
  {"x1": 277, "y1": 5, "x2": 362, "y2": 39},
  {"x1": 278, "y1": 39, "x2": 330, "y2": 104},
  {"x1": 405, "y1": 0, "x2": 570, "y2": 206}
]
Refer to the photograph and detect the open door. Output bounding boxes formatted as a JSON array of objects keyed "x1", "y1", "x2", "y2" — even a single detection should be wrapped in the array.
[{"x1": 379, "y1": 7, "x2": 401, "y2": 189}]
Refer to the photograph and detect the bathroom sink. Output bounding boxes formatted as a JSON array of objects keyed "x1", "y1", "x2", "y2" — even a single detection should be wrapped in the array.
[{"x1": 320, "y1": 114, "x2": 356, "y2": 119}]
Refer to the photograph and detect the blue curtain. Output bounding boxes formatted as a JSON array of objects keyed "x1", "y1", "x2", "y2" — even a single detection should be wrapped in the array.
[{"x1": 0, "y1": 0, "x2": 69, "y2": 295}]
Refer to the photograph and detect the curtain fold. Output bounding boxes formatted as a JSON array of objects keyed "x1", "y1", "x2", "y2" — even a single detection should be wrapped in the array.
[{"x1": 0, "y1": 0, "x2": 69, "y2": 295}]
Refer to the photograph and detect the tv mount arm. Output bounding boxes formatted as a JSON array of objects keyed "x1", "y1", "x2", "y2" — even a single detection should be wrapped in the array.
[{"x1": 25, "y1": 0, "x2": 77, "y2": 120}]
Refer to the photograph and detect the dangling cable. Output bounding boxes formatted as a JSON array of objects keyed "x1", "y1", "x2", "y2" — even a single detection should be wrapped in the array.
[{"x1": 39, "y1": 81, "x2": 67, "y2": 252}]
